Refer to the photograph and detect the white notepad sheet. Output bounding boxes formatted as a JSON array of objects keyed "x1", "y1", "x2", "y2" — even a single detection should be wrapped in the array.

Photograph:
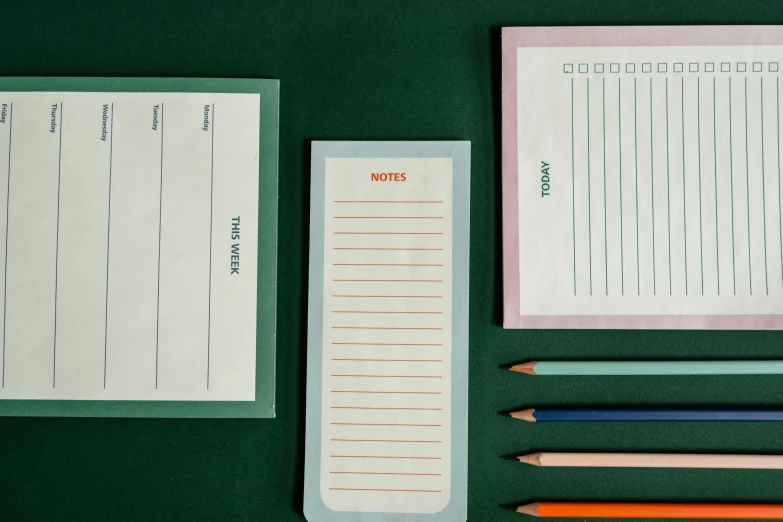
[
  {"x1": 0, "y1": 90, "x2": 259, "y2": 401},
  {"x1": 305, "y1": 141, "x2": 469, "y2": 522},
  {"x1": 503, "y1": 26, "x2": 783, "y2": 328}
]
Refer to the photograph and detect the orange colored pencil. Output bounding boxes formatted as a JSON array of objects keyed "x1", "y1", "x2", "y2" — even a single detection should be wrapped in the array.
[{"x1": 516, "y1": 502, "x2": 783, "y2": 519}]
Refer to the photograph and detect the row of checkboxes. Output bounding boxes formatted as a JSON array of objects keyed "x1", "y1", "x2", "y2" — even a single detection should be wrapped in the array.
[{"x1": 564, "y1": 62, "x2": 780, "y2": 74}]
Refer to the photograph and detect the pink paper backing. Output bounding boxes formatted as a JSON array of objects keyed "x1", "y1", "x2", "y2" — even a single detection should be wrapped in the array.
[{"x1": 501, "y1": 25, "x2": 783, "y2": 329}]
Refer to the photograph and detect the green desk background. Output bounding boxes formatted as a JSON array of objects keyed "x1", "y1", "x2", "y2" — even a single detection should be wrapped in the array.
[{"x1": 2, "y1": 1, "x2": 783, "y2": 521}]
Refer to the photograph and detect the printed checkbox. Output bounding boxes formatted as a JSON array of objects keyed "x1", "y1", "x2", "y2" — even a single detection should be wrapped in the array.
[
  {"x1": 595, "y1": 63, "x2": 604, "y2": 73},
  {"x1": 610, "y1": 63, "x2": 620, "y2": 73},
  {"x1": 674, "y1": 63, "x2": 684, "y2": 73},
  {"x1": 721, "y1": 62, "x2": 730, "y2": 72},
  {"x1": 689, "y1": 63, "x2": 699, "y2": 72},
  {"x1": 626, "y1": 63, "x2": 635, "y2": 73},
  {"x1": 658, "y1": 63, "x2": 667, "y2": 73},
  {"x1": 737, "y1": 62, "x2": 747, "y2": 72},
  {"x1": 705, "y1": 63, "x2": 715, "y2": 72},
  {"x1": 642, "y1": 63, "x2": 652, "y2": 73},
  {"x1": 753, "y1": 62, "x2": 762, "y2": 72},
  {"x1": 564, "y1": 63, "x2": 574, "y2": 73},
  {"x1": 771, "y1": 62, "x2": 780, "y2": 72},
  {"x1": 579, "y1": 63, "x2": 588, "y2": 73}
]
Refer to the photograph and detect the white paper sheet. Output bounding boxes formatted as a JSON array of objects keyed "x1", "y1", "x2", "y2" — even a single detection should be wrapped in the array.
[
  {"x1": 517, "y1": 46, "x2": 783, "y2": 316},
  {"x1": 320, "y1": 157, "x2": 453, "y2": 513},
  {"x1": 0, "y1": 91, "x2": 259, "y2": 401}
]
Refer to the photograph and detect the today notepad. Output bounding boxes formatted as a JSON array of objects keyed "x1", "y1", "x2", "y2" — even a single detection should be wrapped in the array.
[
  {"x1": 0, "y1": 77, "x2": 278, "y2": 417},
  {"x1": 503, "y1": 26, "x2": 783, "y2": 329},
  {"x1": 304, "y1": 141, "x2": 469, "y2": 521}
]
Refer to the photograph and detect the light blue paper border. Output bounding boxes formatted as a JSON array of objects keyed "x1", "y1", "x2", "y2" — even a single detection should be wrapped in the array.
[{"x1": 304, "y1": 141, "x2": 470, "y2": 522}]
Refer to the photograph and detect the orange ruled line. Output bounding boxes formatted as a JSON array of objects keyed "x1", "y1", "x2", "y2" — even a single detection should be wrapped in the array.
[
  {"x1": 330, "y1": 472, "x2": 442, "y2": 476},
  {"x1": 332, "y1": 326, "x2": 441, "y2": 330},
  {"x1": 330, "y1": 439, "x2": 442, "y2": 444},
  {"x1": 334, "y1": 263, "x2": 443, "y2": 266},
  {"x1": 333, "y1": 279, "x2": 443, "y2": 283},
  {"x1": 333, "y1": 200, "x2": 443, "y2": 203},
  {"x1": 331, "y1": 406, "x2": 442, "y2": 411},
  {"x1": 333, "y1": 295, "x2": 442, "y2": 298},
  {"x1": 331, "y1": 422, "x2": 441, "y2": 427},
  {"x1": 331, "y1": 390, "x2": 442, "y2": 395},
  {"x1": 334, "y1": 216, "x2": 443, "y2": 219},
  {"x1": 330, "y1": 488, "x2": 442, "y2": 493},
  {"x1": 334, "y1": 232, "x2": 443, "y2": 235},
  {"x1": 332, "y1": 311, "x2": 443, "y2": 315},
  {"x1": 330, "y1": 455, "x2": 441, "y2": 460},
  {"x1": 332, "y1": 342, "x2": 442, "y2": 346},
  {"x1": 331, "y1": 358, "x2": 442, "y2": 362},
  {"x1": 332, "y1": 374, "x2": 442, "y2": 379},
  {"x1": 334, "y1": 247, "x2": 443, "y2": 251}
]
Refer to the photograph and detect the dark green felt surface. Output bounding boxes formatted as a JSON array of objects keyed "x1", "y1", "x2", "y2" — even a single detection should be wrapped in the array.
[{"x1": 1, "y1": 1, "x2": 783, "y2": 521}]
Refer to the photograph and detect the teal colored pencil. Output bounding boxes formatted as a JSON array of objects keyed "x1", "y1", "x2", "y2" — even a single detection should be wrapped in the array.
[{"x1": 509, "y1": 361, "x2": 783, "y2": 376}]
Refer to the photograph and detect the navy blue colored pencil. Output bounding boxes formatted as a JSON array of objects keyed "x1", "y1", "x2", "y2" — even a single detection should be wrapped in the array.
[{"x1": 509, "y1": 408, "x2": 783, "y2": 422}]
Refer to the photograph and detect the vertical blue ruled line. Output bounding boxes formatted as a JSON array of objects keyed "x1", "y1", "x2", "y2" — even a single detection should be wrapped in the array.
[
  {"x1": 53, "y1": 103, "x2": 63, "y2": 388},
  {"x1": 571, "y1": 79, "x2": 576, "y2": 296},
  {"x1": 207, "y1": 103, "x2": 215, "y2": 389},
  {"x1": 760, "y1": 78, "x2": 769, "y2": 295},
  {"x1": 103, "y1": 103, "x2": 114, "y2": 389},
  {"x1": 729, "y1": 78, "x2": 737, "y2": 294},
  {"x1": 745, "y1": 77, "x2": 752, "y2": 295},
  {"x1": 587, "y1": 78, "x2": 593, "y2": 296},
  {"x1": 603, "y1": 78, "x2": 608, "y2": 296},
  {"x1": 650, "y1": 77, "x2": 656, "y2": 295},
  {"x1": 634, "y1": 78, "x2": 640, "y2": 296},
  {"x1": 2, "y1": 103, "x2": 12, "y2": 388},
  {"x1": 155, "y1": 103, "x2": 164, "y2": 390},
  {"x1": 713, "y1": 78, "x2": 720, "y2": 295},
  {"x1": 618, "y1": 77, "x2": 624, "y2": 295},
  {"x1": 682, "y1": 77, "x2": 689, "y2": 295}
]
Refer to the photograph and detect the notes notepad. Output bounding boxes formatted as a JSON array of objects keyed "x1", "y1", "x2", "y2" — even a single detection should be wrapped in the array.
[
  {"x1": 503, "y1": 26, "x2": 783, "y2": 329},
  {"x1": 304, "y1": 141, "x2": 469, "y2": 521},
  {"x1": 0, "y1": 77, "x2": 279, "y2": 417}
]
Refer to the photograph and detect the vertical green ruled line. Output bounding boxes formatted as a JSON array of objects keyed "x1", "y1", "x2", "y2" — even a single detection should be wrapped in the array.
[
  {"x1": 697, "y1": 78, "x2": 704, "y2": 295},
  {"x1": 619, "y1": 77, "x2": 624, "y2": 295},
  {"x1": 778, "y1": 77, "x2": 783, "y2": 286},
  {"x1": 603, "y1": 78, "x2": 608, "y2": 295},
  {"x1": 572, "y1": 78, "x2": 576, "y2": 295},
  {"x1": 635, "y1": 77, "x2": 640, "y2": 296},
  {"x1": 650, "y1": 77, "x2": 656, "y2": 295},
  {"x1": 729, "y1": 77, "x2": 737, "y2": 295},
  {"x1": 745, "y1": 77, "x2": 753, "y2": 295},
  {"x1": 682, "y1": 77, "x2": 689, "y2": 295},
  {"x1": 713, "y1": 77, "x2": 720, "y2": 295},
  {"x1": 666, "y1": 77, "x2": 672, "y2": 295},
  {"x1": 761, "y1": 77, "x2": 769, "y2": 295},
  {"x1": 587, "y1": 78, "x2": 593, "y2": 296}
]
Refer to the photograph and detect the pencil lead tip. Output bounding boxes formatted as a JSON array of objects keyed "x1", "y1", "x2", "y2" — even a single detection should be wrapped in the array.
[
  {"x1": 508, "y1": 408, "x2": 537, "y2": 422},
  {"x1": 508, "y1": 362, "x2": 538, "y2": 375},
  {"x1": 517, "y1": 453, "x2": 542, "y2": 466},
  {"x1": 516, "y1": 503, "x2": 541, "y2": 517}
]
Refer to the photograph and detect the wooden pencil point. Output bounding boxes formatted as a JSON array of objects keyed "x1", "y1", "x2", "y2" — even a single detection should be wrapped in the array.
[
  {"x1": 509, "y1": 408, "x2": 537, "y2": 422},
  {"x1": 509, "y1": 361, "x2": 538, "y2": 375},
  {"x1": 516, "y1": 503, "x2": 540, "y2": 516},
  {"x1": 517, "y1": 453, "x2": 543, "y2": 466}
]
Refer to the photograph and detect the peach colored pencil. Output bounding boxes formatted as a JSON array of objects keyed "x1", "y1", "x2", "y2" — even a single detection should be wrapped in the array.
[{"x1": 516, "y1": 452, "x2": 783, "y2": 469}]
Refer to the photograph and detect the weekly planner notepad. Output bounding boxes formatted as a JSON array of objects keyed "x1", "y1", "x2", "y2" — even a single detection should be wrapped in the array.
[
  {"x1": 0, "y1": 77, "x2": 278, "y2": 417},
  {"x1": 304, "y1": 142, "x2": 469, "y2": 521},
  {"x1": 503, "y1": 26, "x2": 783, "y2": 329}
]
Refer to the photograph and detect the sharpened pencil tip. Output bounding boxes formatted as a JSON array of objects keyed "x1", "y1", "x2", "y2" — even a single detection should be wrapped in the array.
[
  {"x1": 509, "y1": 408, "x2": 537, "y2": 422},
  {"x1": 508, "y1": 362, "x2": 538, "y2": 375},
  {"x1": 516, "y1": 503, "x2": 541, "y2": 516},
  {"x1": 517, "y1": 453, "x2": 542, "y2": 466}
]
